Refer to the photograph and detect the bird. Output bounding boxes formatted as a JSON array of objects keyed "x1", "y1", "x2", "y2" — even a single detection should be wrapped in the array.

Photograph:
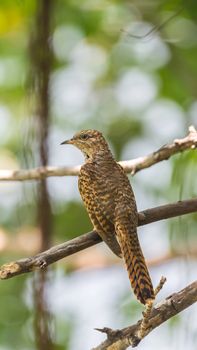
[{"x1": 61, "y1": 129, "x2": 155, "y2": 308}]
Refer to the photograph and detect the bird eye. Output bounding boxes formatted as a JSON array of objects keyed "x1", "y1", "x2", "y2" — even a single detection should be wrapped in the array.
[{"x1": 80, "y1": 134, "x2": 89, "y2": 140}]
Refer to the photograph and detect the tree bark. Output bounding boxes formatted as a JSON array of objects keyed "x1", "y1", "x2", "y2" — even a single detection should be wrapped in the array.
[
  {"x1": 0, "y1": 197, "x2": 196, "y2": 279},
  {"x1": 92, "y1": 280, "x2": 197, "y2": 349},
  {"x1": 0, "y1": 126, "x2": 196, "y2": 181}
]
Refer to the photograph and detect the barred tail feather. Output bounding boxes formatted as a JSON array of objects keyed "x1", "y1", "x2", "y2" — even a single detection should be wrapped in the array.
[{"x1": 116, "y1": 225, "x2": 154, "y2": 305}]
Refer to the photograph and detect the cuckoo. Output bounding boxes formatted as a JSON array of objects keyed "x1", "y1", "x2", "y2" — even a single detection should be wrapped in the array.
[{"x1": 61, "y1": 129, "x2": 155, "y2": 336}]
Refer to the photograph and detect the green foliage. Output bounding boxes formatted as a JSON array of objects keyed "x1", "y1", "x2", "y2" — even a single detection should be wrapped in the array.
[
  {"x1": 0, "y1": 275, "x2": 31, "y2": 350},
  {"x1": 54, "y1": 201, "x2": 92, "y2": 240},
  {"x1": 169, "y1": 150, "x2": 197, "y2": 251},
  {"x1": 0, "y1": 0, "x2": 197, "y2": 349},
  {"x1": 107, "y1": 116, "x2": 142, "y2": 159},
  {"x1": 118, "y1": 295, "x2": 143, "y2": 324}
]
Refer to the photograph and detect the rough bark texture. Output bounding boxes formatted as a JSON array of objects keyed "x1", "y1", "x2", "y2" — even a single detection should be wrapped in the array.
[
  {"x1": 0, "y1": 126, "x2": 196, "y2": 181},
  {"x1": 29, "y1": 1, "x2": 54, "y2": 349},
  {"x1": 92, "y1": 281, "x2": 197, "y2": 350},
  {"x1": 0, "y1": 198, "x2": 196, "y2": 279}
]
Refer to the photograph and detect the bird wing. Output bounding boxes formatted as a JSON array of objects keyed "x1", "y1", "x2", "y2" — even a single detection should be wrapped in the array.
[
  {"x1": 110, "y1": 163, "x2": 155, "y2": 304},
  {"x1": 79, "y1": 164, "x2": 122, "y2": 257}
]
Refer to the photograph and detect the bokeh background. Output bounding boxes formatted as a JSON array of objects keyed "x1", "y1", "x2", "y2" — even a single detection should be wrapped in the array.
[{"x1": 0, "y1": 1, "x2": 197, "y2": 349}]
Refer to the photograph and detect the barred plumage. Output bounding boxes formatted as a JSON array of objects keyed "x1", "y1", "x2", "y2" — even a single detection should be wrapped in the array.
[
  {"x1": 115, "y1": 222, "x2": 154, "y2": 304},
  {"x1": 61, "y1": 129, "x2": 154, "y2": 305}
]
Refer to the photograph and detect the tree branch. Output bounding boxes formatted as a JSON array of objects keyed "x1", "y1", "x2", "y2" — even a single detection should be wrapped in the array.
[
  {"x1": 92, "y1": 280, "x2": 197, "y2": 350},
  {"x1": 0, "y1": 198, "x2": 196, "y2": 279},
  {"x1": 0, "y1": 126, "x2": 196, "y2": 181}
]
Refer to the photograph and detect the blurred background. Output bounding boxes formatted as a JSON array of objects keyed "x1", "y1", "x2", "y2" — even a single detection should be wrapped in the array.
[{"x1": 0, "y1": 0, "x2": 197, "y2": 349}]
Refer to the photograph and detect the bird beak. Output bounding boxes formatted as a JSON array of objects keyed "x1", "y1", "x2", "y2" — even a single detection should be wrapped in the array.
[{"x1": 60, "y1": 139, "x2": 73, "y2": 145}]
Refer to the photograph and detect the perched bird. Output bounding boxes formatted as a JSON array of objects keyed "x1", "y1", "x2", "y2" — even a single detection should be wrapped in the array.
[{"x1": 61, "y1": 130, "x2": 154, "y2": 306}]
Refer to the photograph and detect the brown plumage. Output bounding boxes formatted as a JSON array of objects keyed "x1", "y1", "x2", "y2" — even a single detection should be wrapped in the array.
[{"x1": 61, "y1": 129, "x2": 154, "y2": 305}]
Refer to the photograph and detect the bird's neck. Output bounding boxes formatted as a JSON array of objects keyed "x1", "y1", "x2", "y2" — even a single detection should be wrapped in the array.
[{"x1": 85, "y1": 148, "x2": 115, "y2": 163}]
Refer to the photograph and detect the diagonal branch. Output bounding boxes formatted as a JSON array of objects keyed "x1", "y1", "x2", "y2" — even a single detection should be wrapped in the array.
[
  {"x1": 92, "y1": 280, "x2": 197, "y2": 350},
  {"x1": 0, "y1": 197, "x2": 197, "y2": 279},
  {"x1": 0, "y1": 126, "x2": 196, "y2": 181}
]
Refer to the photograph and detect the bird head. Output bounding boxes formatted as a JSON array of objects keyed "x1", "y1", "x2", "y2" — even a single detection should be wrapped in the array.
[{"x1": 61, "y1": 129, "x2": 110, "y2": 159}]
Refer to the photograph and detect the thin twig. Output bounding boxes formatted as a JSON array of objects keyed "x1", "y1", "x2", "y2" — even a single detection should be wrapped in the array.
[
  {"x1": 0, "y1": 126, "x2": 196, "y2": 181},
  {"x1": 0, "y1": 197, "x2": 197, "y2": 279},
  {"x1": 154, "y1": 276, "x2": 167, "y2": 297},
  {"x1": 121, "y1": 7, "x2": 183, "y2": 40}
]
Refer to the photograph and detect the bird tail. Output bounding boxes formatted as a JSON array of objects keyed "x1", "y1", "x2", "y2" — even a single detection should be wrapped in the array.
[{"x1": 116, "y1": 224, "x2": 155, "y2": 305}]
